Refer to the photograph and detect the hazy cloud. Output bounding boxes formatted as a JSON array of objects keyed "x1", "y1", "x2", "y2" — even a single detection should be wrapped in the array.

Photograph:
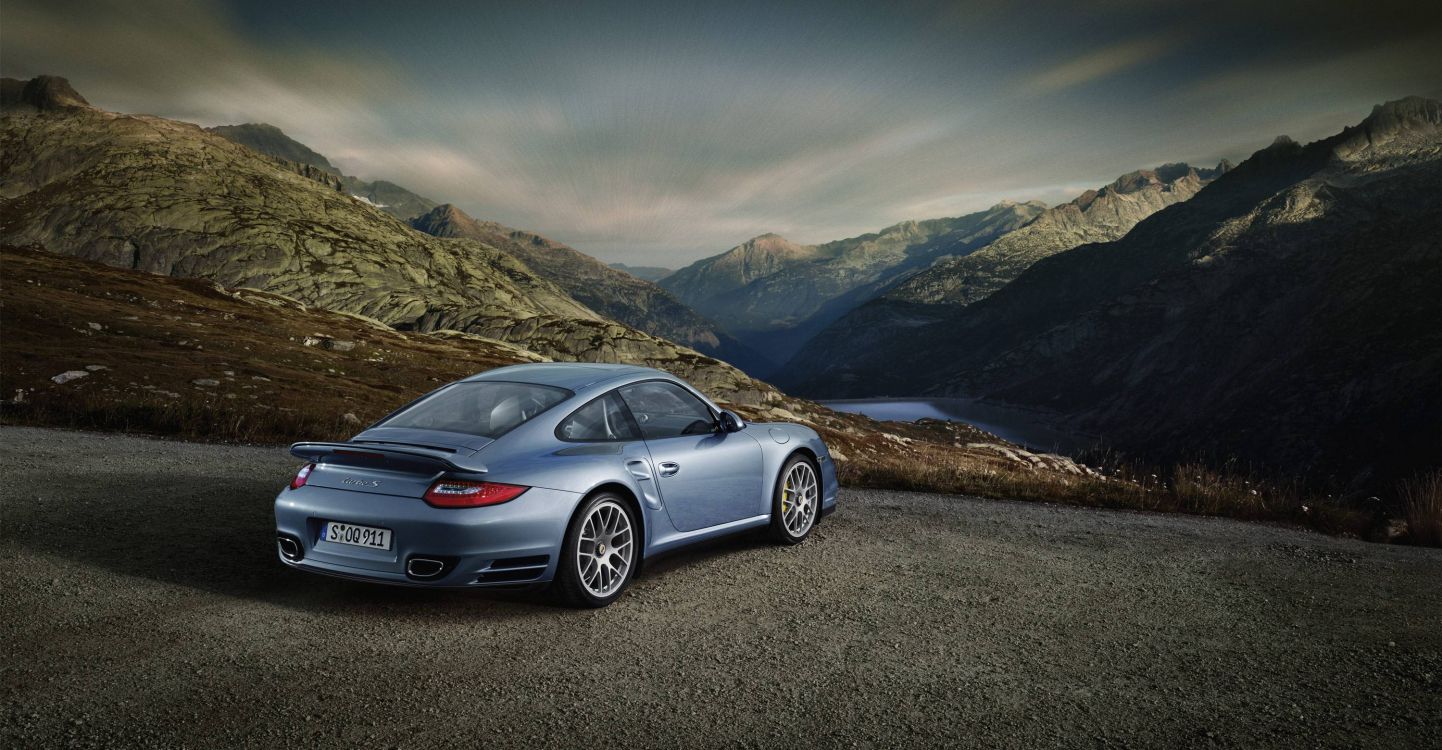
[{"x1": 3, "y1": 0, "x2": 1441, "y2": 264}]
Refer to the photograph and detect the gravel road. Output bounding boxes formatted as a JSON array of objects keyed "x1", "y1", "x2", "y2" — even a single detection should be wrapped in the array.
[{"x1": 2, "y1": 426, "x2": 1440, "y2": 748}]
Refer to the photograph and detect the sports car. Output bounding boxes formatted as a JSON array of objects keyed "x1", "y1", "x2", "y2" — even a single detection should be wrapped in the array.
[{"x1": 274, "y1": 363, "x2": 838, "y2": 606}]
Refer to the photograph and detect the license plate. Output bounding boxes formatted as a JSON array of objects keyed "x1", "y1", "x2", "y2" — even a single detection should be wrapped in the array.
[{"x1": 321, "y1": 521, "x2": 393, "y2": 550}]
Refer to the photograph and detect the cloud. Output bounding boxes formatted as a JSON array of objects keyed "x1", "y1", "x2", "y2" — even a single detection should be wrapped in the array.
[{"x1": 1023, "y1": 33, "x2": 1184, "y2": 95}]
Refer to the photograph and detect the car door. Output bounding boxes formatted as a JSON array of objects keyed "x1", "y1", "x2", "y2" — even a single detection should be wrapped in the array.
[{"x1": 617, "y1": 380, "x2": 764, "y2": 532}]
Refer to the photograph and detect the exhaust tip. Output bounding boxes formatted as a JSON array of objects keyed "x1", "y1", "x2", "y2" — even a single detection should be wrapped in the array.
[
  {"x1": 406, "y1": 557, "x2": 447, "y2": 579},
  {"x1": 276, "y1": 534, "x2": 303, "y2": 562}
]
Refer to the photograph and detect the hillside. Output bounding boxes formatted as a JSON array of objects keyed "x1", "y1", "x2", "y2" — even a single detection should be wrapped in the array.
[
  {"x1": 409, "y1": 204, "x2": 767, "y2": 372},
  {"x1": 0, "y1": 246, "x2": 1108, "y2": 497},
  {"x1": 208, "y1": 122, "x2": 438, "y2": 220},
  {"x1": 608, "y1": 263, "x2": 673, "y2": 282},
  {"x1": 887, "y1": 162, "x2": 1228, "y2": 306},
  {"x1": 789, "y1": 97, "x2": 1442, "y2": 484},
  {"x1": 780, "y1": 162, "x2": 1225, "y2": 388},
  {"x1": 0, "y1": 76, "x2": 764, "y2": 406},
  {"x1": 661, "y1": 202, "x2": 1044, "y2": 365}
]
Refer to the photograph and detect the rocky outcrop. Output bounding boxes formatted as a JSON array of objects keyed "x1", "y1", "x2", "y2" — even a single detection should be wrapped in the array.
[
  {"x1": 208, "y1": 122, "x2": 437, "y2": 220},
  {"x1": 0, "y1": 75, "x2": 91, "y2": 112}
]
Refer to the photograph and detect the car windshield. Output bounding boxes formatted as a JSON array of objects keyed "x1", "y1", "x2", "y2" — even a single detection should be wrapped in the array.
[{"x1": 378, "y1": 381, "x2": 572, "y2": 438}]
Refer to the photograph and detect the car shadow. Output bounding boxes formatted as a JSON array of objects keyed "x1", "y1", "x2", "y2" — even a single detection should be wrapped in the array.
[
  {"x1": 9, "y1": 473, "x2": 561, "y2": 616},
  {"x1": 11, "y1": 471, "x2": 774, "y2": 616}
]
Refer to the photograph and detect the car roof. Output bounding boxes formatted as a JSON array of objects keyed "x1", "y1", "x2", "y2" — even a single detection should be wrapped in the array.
[{"x1": 461, "y1": 362, "x2": 668, "y2": 391}]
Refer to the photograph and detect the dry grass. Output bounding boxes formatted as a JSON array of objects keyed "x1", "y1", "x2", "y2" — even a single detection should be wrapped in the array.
[
  {"x1": 1400, "y1": 471, "x2": 1442, "y2": 546},
  {"x1": 836, "y1": 446, "x2": 1379, "y2": 542},
  {"x1": 1, "y1": 246, "x2": 1427, "y2": 546}
]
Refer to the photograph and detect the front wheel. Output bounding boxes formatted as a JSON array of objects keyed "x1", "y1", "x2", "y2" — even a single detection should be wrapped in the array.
[
  {"x1": 769, "y1": 455, "x2": 819, "y2": 544},
  {"x1": 554, "y1": 493, "x2": 638, "y2": 608}
]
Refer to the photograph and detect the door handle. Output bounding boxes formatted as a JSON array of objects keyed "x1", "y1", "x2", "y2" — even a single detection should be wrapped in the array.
[{"x1": 657, "y1": 461, "x2": 680, "y2": 477}]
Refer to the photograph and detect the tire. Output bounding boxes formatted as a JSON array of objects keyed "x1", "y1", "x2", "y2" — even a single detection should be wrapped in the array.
[
  {"x1": 769, "y1": 454, "x2": 820, "y2": 544},
  {"x1": 553, "y1": 492, "x2": 639, "y2": 608}
]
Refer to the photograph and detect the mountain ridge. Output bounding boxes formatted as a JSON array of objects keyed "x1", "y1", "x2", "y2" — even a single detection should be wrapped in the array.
[
  {"x1": 408, "y1": 203, "x2": 770, "y2": 372},
  {"x1": 784, "y1": 96, "x2": 1442, "y2": 483}
]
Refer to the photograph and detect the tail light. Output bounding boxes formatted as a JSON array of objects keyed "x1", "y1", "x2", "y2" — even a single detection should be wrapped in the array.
[
  {"x1": 290, "y1": 463, "x2": 315, "y2": 490},
  {"x1": 424, "y1": 480, "x2": 528, "y2": 508}
]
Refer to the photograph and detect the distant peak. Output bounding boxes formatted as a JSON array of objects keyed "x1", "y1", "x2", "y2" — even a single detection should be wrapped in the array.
[
  {"x1": 1268, "y1": 135, "x2": 1298, "y2": 149},
  {"x1": 1, "y1": 75, "x2": 91, "y2": 112}
]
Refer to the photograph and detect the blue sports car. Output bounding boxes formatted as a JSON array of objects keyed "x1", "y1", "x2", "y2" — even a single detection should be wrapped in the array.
[{"x1": 274, "y1": 363, "x2": 838, "y2": 607}]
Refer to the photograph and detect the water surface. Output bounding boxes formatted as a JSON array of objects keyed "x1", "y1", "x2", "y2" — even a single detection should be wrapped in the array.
[{"x1": 821, "y1": 398, "x2": 1090, "y2": 455}]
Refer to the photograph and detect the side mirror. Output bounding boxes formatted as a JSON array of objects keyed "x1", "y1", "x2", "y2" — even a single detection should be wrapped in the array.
[{"x1": 718, "y1": 410, "x2": 746, "y2": 433}]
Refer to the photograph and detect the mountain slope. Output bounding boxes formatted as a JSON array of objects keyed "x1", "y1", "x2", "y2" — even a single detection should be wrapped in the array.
[
  {"x1": 888, "y1": 162, "x2": 1229, "y2": 306},
  {"x1": 780, "y1": 163, "x2": 1225, "y2": 389},
  {"x1": 207, "y1": 122, "x2": 437, "y2": 220},
  {"x1": 793, "y1": 97, "x2": 1442, "y2": 482},
  {"x1": 608, "y1": 263, "x2": 673, "y2": 282},
  {"x1": 662, "y1": 202, "x2": 1045, "y2": 365},
  {"x1": 409, "y1": 204, "x2": 768, "y2": 371},
  {"x1": 0, "y1": 76, "x2": 772, "y2": 406}
]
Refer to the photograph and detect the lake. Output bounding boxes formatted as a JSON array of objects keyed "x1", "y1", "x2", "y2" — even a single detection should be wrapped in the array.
[{"x1": 820, "y1": 398, "x2": 1091, "y2": 455}]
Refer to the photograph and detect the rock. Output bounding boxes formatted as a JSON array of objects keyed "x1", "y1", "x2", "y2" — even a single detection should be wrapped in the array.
[
  {"x1": 84, "y1": 365, "x2": 107, "y2": 371},
  {"x1": 51, "y1": 370, "x2": 89, "y2": 384},
  {"x1": 191, "y1": 379, "x2": 221, "y2": 387},
  {"x1": 323, "y1": 339, "x2": 356, "y2": 352},
  {"x1": 342, "y1": 413, "x2": 362, "y2": 425},
  {"x1": 87, "y1": 322, "x2": 102, "y2": 331},
  {"x1": 12, "y1": 389, "x2": 27, "y2": 403}
]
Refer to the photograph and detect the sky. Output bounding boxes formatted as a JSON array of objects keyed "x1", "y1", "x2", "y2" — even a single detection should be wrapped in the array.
[{"x1": 4, "y1": 0, "x2": 1441, "y2": 265}]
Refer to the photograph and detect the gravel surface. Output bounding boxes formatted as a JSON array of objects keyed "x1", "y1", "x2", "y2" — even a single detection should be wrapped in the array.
[{"x1": 2, "y1": 426, "x2": 1440, "y2": 748}]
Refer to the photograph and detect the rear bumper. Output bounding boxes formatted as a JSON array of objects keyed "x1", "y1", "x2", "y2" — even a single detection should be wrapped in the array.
[{"x1": 274, "y1": 484, "x2": 584, "y2": 588}]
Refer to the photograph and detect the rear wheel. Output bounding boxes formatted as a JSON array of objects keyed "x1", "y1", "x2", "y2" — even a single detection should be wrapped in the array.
[
  {"x1": 554, "y1": 493, "x2": 638, "y2": 608},
  {"x1": 769, "y1": 455, "x2": 819, "y2": 544}
]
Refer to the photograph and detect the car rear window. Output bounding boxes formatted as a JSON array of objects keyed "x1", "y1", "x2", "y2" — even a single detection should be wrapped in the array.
[{"x1": 378, "y1": 381, "x2": 571, "y2": 438}]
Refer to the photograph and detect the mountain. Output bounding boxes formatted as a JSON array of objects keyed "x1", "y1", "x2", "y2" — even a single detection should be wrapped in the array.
[
  {"x1": 661, "y1": 202, "x2": 1045, "y2": 367},
  {"x1": 789, "y1": 97, "x2": 1442, "y2": 483},
  {"x1": 782, "y1": 162, "x2": 1226, "y2": 387},
  {"x1": 887, "y1": 162, "x2": 1230, "y2": 306},
  {"x1": 409, "y1": 204, "x2": 768, "y2": 372},
  {"x1": 207, "y1": 122, "x2": 437, "y2": 220},
  {"x1": 0, "y1": 74, "x2": 91, "y2": 111},
  {"x1": 207, "y1": 123, "x2": 340, "y2": 173},
  {"x1": 608, "y1": 263, "x2": 673, "y2": 282},
  {"x1": 0, "y1": 76, "x2": 773, "y2": 407}
]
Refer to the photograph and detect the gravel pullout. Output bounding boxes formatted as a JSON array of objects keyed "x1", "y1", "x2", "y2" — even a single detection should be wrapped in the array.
[{"x1": 2, "y1": 427, "x2": 1439, "y2": 748}]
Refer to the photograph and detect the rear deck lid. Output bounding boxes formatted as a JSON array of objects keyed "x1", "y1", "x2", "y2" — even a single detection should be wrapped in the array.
[{"x1": 290, "y1": 440, "x2": 486, "y2": 498}]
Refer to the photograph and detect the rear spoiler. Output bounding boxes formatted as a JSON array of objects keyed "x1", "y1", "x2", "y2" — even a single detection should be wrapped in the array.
[{"x1": 289, "y1": 442, "x2": 485, "y2": 474}]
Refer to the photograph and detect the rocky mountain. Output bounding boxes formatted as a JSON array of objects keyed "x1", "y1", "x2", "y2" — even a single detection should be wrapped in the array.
[
  {"x1": 608, "y1": 263, "x2": 673, "y2": 282},
  {"x1": 0, "y1": 74, "x2": 91, "y2": 111},
  {"x1": 0, "y1": 76, "x2": 774, "y2": 406},
  {"x1": 782, "y1": 162, "x2": 1226, "y2": 386},
  {"x1": 409, "y1": 204, "x2": 767, "y2": 372},
  {"x1": 888, "y1": 162, "x2": 1229, "y2": 306},
  {"x1": 788, "y1": 97, "x2": 1442, "y2": 483},
  {"x1": 661, "y1": 202, "x2": 1045, "y2": 368},
  {"x1": 207, "y1": 122, "x2": 437, "y2": 220}
]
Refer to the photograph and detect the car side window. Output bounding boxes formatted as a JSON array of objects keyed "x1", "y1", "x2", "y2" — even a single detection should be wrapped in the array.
[
  {"x1": 617, "y1": 381, "x2": 716, "y2": 440},
  {"x1": 556, "y1": 392, "x2": 641, "y2": 442}
]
